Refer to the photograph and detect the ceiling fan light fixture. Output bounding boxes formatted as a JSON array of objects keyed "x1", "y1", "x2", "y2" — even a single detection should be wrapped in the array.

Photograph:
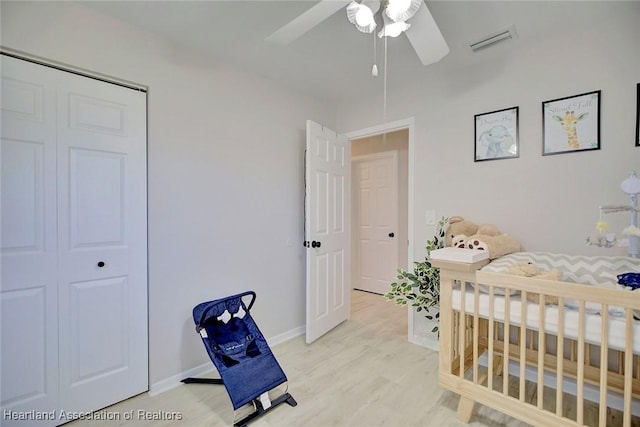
[
  {"x1": 347, "y1": 1, "x2": 377, "y2": 33},
  {"x1": 385, "y1": 0, "x2": 423, "y2": 23},
  {"x1": 378, "y1": 20, "x2": 410, "y2": 38}
]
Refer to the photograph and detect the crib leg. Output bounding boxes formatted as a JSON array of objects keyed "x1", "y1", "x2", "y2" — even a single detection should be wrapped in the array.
[{"x1": 457, "y1": 396, "x2": 475, "y2": 423}]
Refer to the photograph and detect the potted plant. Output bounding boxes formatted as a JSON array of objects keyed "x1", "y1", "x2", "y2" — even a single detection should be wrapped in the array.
[{"x1": 384, "y1": 217, "x2": 448, "y2": 333}]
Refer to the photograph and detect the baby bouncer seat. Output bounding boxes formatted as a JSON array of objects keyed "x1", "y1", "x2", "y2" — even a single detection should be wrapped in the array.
[{"x1": 182, "y1": 291, "x2": 297, "y2": 426}]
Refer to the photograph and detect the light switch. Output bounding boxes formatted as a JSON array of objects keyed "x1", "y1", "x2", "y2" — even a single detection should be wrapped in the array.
[{"x1": 425, "y1": 209, "x2": 435, "y2": 225}]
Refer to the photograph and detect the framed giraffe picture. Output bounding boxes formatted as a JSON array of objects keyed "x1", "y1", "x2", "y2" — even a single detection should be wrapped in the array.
[{"x1": 542, "y1": 90, "x2": 601, "y2": 156}]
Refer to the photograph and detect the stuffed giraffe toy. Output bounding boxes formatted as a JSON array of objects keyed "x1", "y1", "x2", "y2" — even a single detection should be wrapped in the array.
[{"x1": 552, "y1": 110, "x2": 588, "y2": 149}]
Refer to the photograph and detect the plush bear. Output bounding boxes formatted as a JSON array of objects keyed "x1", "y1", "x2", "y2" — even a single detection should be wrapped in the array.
[
  {"x1": 446, "y1": 216, "x2": 522, "y2": 259},
  {"x1": 476, "y1": 223, "x2": 501, "y2": 237},
  {"x1": 508, "y1": 262, "x2": 562, "y2": 304},
  {"x1": 464, "y1": 233, "x2": 521, "y2": 260},
  {"x1": 445, "y1": 216, "x2": 479, "y2": 247}
]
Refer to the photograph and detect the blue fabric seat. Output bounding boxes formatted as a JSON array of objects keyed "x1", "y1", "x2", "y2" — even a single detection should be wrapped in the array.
[{"x1": 182, "y1": 291, "x2": 296, "y2": 426}]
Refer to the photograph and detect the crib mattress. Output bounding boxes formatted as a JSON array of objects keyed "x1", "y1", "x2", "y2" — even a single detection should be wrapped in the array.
[{"x1": 452, "y1": 285, "x2": 640, "y2": 354}]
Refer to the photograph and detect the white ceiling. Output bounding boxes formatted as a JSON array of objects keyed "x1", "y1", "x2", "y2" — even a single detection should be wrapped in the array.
[{"x1": 81, "y1": 1, "x2": 630, "y2": 105}]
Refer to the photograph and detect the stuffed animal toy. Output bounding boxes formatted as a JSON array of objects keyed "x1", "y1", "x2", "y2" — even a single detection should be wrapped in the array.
[
  {"x1": 446, "y1": 216, "x2": 522, "y2": 259},
  {"x1": 464, "y1": 233, "x2": 521, "y2": 260},
  {"x1": 508, "y1": 262, "x2": 562, "y2": 304},
  {"x1": 476, "y1": 223, "x2": 501, "y2": 237},
  {"x1": 445, "y1": 216, "x2": 479, "y2": 247}
]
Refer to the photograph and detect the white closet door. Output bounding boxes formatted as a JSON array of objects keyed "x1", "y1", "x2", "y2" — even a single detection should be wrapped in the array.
[
  {"x1": 55, "y1": 68, "x2": 148, "y2": 413},
  {"x1": 1, "y1": 55, "x2": 60, "y2": 426},
  {"x1": 1, "y1": 55, "x2": 148, "y2": 424}
]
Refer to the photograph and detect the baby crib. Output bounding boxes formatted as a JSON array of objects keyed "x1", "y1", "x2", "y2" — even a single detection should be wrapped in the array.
[{"x1": 433, "y1": 252, "x2": 640, "y2": 426}]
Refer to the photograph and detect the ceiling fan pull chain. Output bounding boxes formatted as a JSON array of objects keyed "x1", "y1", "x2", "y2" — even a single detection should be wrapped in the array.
[
  {"x1": 372, "y1": 31, "x2": 378, "y2": 77},
  {"x1": 383, "y1": 34, "x2": 388, "y2": 122}
]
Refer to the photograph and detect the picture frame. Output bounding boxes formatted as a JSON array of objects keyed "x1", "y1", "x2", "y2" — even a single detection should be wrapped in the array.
[
  {"x1": 542, "y1": 90, "x2": 600, "y2": 156},
  {"x1": 474, "y1": 106, "x2": 519, "y2": 162},
  {"x1": 636, "y1": 83, "x2": 640, "y2": 147}
]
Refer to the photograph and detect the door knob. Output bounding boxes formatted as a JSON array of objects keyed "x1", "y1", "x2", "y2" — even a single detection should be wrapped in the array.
[
  {"x1": 388, "y1": 232, "x2": 395, "y2": 238},
  {"x1": 97, "y1": 261, "x2": 105, "y2": 268},
  {"x1": 311, "y1": 241, "x2": 321, "y2": 248}
]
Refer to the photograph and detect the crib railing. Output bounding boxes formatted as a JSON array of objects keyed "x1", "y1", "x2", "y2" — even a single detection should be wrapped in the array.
[{"x1": 435, "y1": 260, "x2": 640, "y2": 427}]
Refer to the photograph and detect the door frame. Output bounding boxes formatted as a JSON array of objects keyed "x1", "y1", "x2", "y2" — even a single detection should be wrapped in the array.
[{"x1": 343, "y1": 117, "x2": 422, "y2": 345}]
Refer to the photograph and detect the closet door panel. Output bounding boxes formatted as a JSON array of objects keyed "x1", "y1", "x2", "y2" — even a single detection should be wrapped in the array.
[
  {"x1": 0, "y1": 56, "x2": 59, "y2": 427},
  {"x1": 56, "y1": 71, "x2": 148, "y2": 413}
]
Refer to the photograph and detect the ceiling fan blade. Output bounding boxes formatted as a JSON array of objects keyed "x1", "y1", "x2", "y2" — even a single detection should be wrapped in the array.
[
  {"x1": 265, "y1": 0, "x2": 351, "y2": 46},
  {"x1": 404, "y1": 2, "x2": 449, "y2": 66}
]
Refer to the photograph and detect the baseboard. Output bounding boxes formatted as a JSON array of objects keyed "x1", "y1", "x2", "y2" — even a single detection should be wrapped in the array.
[
  {"x1": 408, "y1": 307, "x2": 439, "y2": 351},
  {"x1": 409, "y1": 334, "x2": 440, "y2": 352},
  {"x1": 148, "y1": 324, "x2": 305, "y2": 397},
  {"x1": 266, "y1": 324, "x2": 305, "y2": 347},
  {"x1": 149, "y1": 361, "x2": 214, "y2": 396}
]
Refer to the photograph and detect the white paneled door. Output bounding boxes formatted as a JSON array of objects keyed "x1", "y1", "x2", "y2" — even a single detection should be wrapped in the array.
[
  {"x1": 353, "y1": 152, "x2": 399, "y2": 295},
  {"x1": 1, "y1": 55, "x2": 147, "y2": 426},
  {"x1": 305, "y1": 120, "x2": 350, "y2": 344}
]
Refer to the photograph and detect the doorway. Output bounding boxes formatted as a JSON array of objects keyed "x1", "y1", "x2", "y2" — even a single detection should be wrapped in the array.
[{"x1": 351, "y1": 130, "x2": 408, "y2": 294}]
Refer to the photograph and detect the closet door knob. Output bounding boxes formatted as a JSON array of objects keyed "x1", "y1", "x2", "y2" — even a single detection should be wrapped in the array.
[
  {"x1": 97, "y1": 261, "x2": 105, "y2": 268},
  {"x1": 388, "y1": 232, "x2": 395, "y2": 238}
]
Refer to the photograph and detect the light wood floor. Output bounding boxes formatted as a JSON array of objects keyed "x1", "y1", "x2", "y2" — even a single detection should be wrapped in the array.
[{"x1": 67, "y1": 290, "x2": 538, "y2": 427}]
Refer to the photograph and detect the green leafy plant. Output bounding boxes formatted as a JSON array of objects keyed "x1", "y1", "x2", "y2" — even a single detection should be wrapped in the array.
[{"x1": 384, "y1": 217, "x2": 448, "y2": 333}]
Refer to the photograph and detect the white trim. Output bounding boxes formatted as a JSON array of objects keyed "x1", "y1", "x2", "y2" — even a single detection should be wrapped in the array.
[
  {"x1": 343, "y1": 117, "x2": 416, "y2": 343},
  {"x1": 0, "y1": 46, "x2": 148, "y2": 92},
  {"x1": 351, "y1": 151, "x2": 398, "y2": 163},
  {"x1": 148, "y1": 325, "x2": 305, "y2": 396},
  {"x1": 149, "y1": 362, "x2": 213, "y2": 396},
  {"x1": 344, "y1": 118, "x2": 414, "y2": 140},
  {"x1": 409, "y1": 335, "x2": 440, "y2": 351},
  {"x1": 266, "y1": 325, "x2": 305, "y2": 347}
]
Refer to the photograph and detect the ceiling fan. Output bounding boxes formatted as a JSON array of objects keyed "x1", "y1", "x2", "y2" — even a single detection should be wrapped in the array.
[{"x1": 265, "y1": 0, "x2": 449, "y2": 67}]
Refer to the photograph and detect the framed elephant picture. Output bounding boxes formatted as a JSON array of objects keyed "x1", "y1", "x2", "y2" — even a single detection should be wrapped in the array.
[
  {"x1": 542, "y1": 90, "x2": 601, "y2": 156},
  {"x1": 474, "y1": 106, "x2": 519, "y2": 162}
]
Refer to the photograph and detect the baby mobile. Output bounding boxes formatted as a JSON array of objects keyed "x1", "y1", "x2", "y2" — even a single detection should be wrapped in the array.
[{"x1": 586, "y1": 172, "x2": 640, "y2": 258}]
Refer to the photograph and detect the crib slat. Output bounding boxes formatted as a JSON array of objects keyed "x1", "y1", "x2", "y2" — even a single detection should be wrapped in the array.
[
  {"x1": 619, "y1": 351, "x2": 624, "y2": 375},
  {"x1": 529, "y1": 329, "x2": 535, "y2": 351},
  {"x1": 459, "y1": 282, "x2": 466, "y2": 378},
  {"x1": 503, "y1": 292, "x2": 511, "y2": 397},
  {"x1": 556, "y1": 297, "x2": 564, "y2": 417},
  {"x1": 488, "y1": 285, "x2": 495, "y2": 391},
  {"x1": 577, "y1": 300, "x2": 585, "y2": 425},
  {"x1": 599, "y1": 304, "x2": 609, "y2": 427},
  {"x1": 537, "y1": 294, "x2": 545, "y2": 410},
  {"x1": 624, "y1": 308, "x2": 633, "y2": 427},
  {"x1": 519, "y1": 291, "x2": 527, "y2": 402},
  {"x1": 473, "y1": 283, "x2": 479, "y2": 384}
]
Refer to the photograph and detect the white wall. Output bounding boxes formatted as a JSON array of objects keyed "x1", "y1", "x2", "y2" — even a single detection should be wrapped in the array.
[
  {"x1": 338, "y1": 3, "x2": 640, "y2": 263},
  {"x1": 1, "y1": 1, "x2": 335, "y2": 388}
]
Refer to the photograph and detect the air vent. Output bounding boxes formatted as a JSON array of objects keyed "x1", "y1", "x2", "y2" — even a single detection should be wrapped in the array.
[{"x1": 468, "y1": 25, "x2": 518, "y2": 52}]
